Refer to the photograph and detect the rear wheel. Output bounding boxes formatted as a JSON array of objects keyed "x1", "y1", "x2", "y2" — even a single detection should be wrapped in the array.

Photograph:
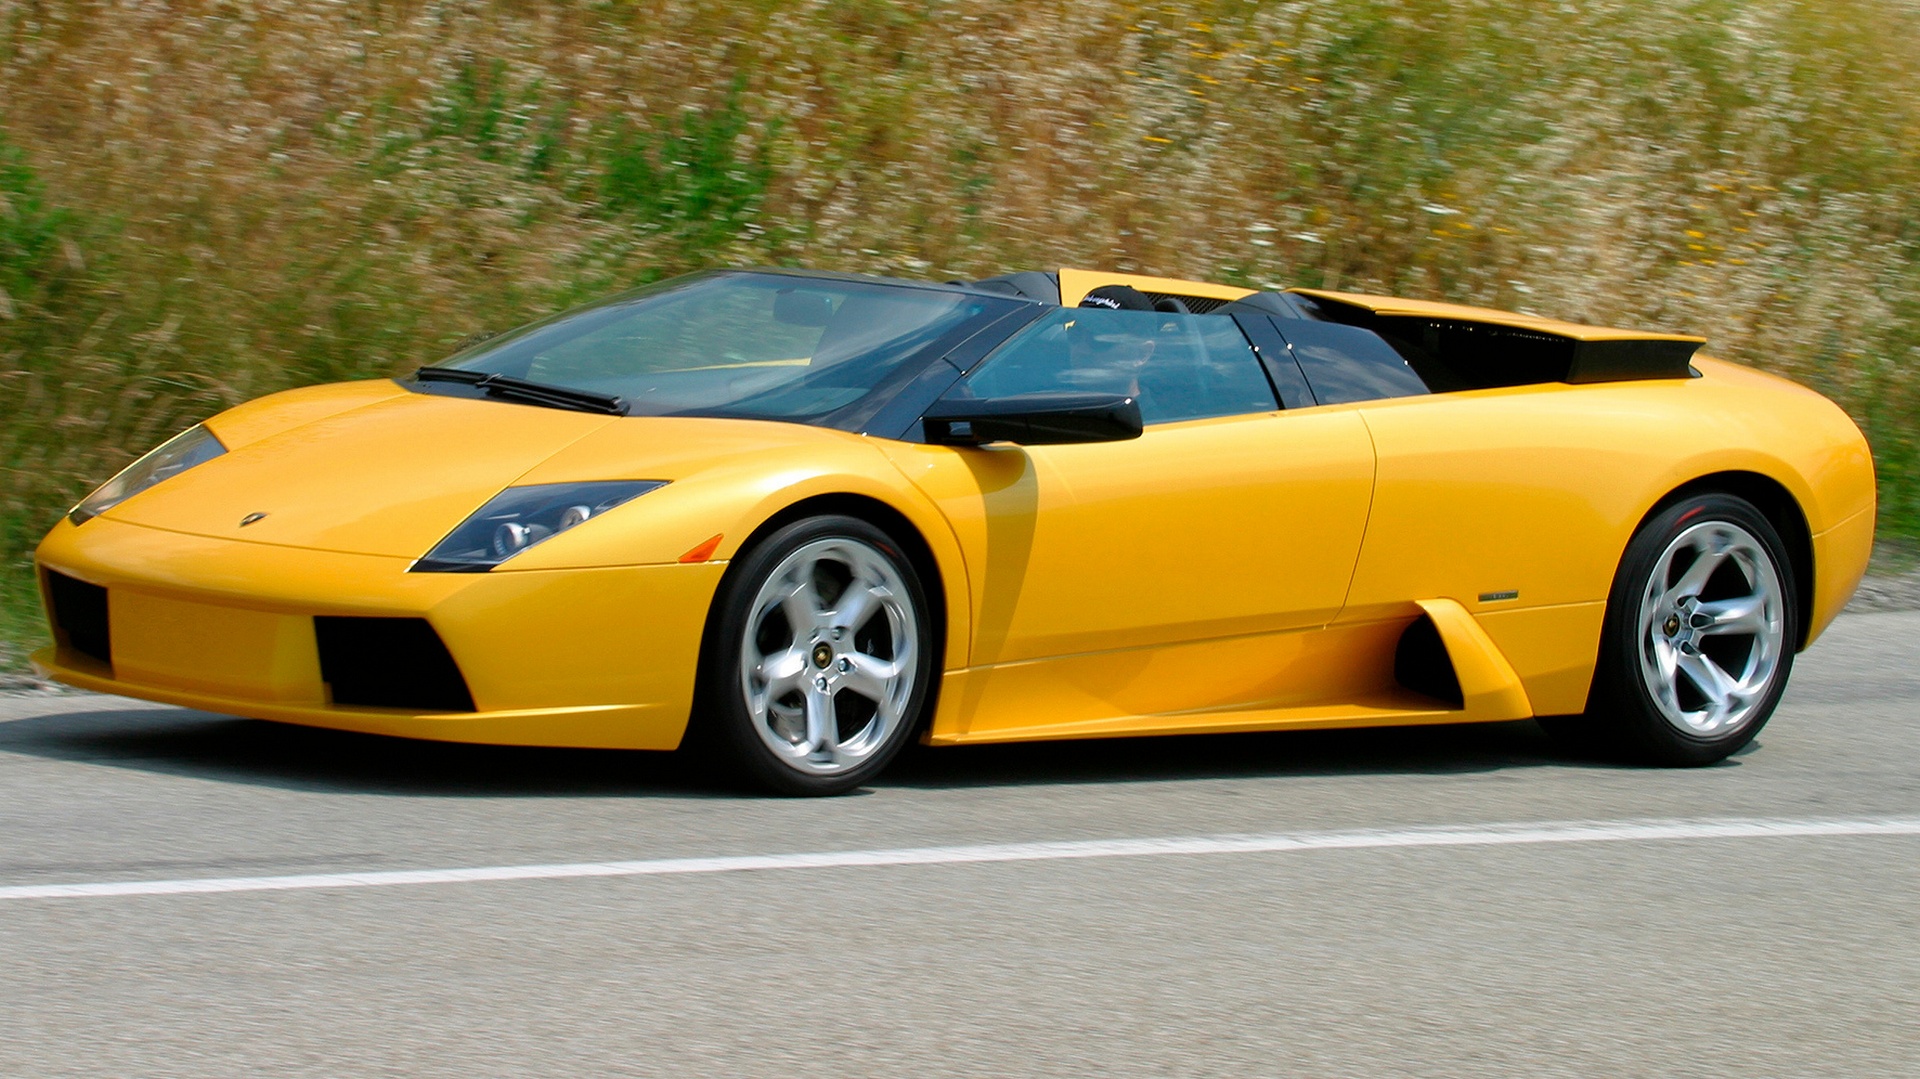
[
  {"x1": 1543, "y1": 493, "x2": 1798, "y2": 765},
  {"x1": 693, "y1": 515, "x2": 934, "y2": 796}
]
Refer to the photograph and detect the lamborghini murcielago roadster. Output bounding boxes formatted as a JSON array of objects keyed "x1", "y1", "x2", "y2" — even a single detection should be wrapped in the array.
[{"x1": 33, "y1": 267, "x2": 1876, "y2": 793}]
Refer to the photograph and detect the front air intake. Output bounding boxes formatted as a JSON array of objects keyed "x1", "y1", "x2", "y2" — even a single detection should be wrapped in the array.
[
  {"x1": 314, "y1": 616, "x2": 476, "y2": 712},
  {"x1": 44, "y1": 570, "x2": 111, "y2": 667}
]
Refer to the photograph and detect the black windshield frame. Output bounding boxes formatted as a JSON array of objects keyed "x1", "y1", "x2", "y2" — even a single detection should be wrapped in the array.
[{"x1": 403, "y1": 269, "x2": 1032, "y2": 433}]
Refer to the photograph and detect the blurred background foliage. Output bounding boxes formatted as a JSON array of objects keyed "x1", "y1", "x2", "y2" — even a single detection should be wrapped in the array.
[{"x1": 2, "y1": 0, "x2": 1918, "y2": 663}]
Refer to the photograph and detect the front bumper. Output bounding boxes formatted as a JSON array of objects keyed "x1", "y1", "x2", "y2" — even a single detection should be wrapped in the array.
[{"x1": 32, "y1": 516, "x2": 726, "y2": 750}]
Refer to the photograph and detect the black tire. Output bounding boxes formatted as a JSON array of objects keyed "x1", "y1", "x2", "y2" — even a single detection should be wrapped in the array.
[
  {"x1": 1541, "y1": 493, "x2": 1799, "y2": 766},
  {"x1": 691, "y1": 515, "x2": 936, "y2": 796}
]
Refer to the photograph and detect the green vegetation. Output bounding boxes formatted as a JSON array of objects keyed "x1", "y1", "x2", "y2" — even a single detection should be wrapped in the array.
[{"x1": 3, "y1": 0, "x2": 1918, "y2": 666}]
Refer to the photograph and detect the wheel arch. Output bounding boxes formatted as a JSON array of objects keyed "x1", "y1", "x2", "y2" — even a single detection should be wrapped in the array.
[
  {"x1": 1634, "y1": 470, "x2": 1815, "y2": 650},
  {"x1": 725, "y1": 493, "x2": 950, "y2": 658}
]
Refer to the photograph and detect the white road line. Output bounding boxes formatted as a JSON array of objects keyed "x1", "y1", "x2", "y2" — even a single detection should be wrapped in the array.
[{"x1": 4, "y1": 816, "x2": 1917, "y2": 901}]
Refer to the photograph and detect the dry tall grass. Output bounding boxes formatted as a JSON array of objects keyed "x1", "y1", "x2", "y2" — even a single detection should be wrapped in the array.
[{"x1": 3, "y1": 0, "x2": 1918, "y2": 659}]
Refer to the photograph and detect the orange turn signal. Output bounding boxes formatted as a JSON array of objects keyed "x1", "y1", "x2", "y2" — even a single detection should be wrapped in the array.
[{"x1": 678, "y1": 533, "x2": 724, "y2": 563}]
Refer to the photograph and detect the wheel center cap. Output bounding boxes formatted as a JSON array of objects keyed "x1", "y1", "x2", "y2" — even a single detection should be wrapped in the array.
[
  {"x1": 1663, "y1": 614, "x2": 1681, "y2": 637},
  {"x1": 811, "y1": 643, "x2": 834, "y2": 669}
]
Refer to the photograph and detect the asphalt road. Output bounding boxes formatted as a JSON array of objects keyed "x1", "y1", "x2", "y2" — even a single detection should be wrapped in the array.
[{"x1": 2, "y1": 612, "x2": 1918, "y2": 1078}]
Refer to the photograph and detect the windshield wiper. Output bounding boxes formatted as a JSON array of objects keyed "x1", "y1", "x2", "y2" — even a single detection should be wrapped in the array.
[{"x1": 414, "y1": 366, "x2": 628, "y2": 416}]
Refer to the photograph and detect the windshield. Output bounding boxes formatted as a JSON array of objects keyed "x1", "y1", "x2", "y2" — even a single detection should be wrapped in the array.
[{"x1": 432, "y1": 271, "x2": 1001, "y2": 423}]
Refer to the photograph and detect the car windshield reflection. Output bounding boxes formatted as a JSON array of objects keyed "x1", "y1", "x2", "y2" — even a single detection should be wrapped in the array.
[{"x1": 428, "y1": 271, "x2": 999, "y2": 423}]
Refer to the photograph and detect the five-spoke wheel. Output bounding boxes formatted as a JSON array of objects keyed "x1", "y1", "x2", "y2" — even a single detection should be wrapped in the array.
[
  {"x1": 695, "y1": 515, "x2": 934, "y2": 795},
  {"x1": 1634, "y1": 519, "x2": 1788, "y2": 737},
  {"x1": 1544, "y1": 493, "x2": 1798, "y2": 765}
]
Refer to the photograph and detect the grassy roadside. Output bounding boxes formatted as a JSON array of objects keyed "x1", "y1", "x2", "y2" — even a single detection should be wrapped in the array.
[
  {"x1": 4, "y1": 0, "x2": 1919, "y2": 668},
  {"x1": 1871, "y1": 538, "x2": 1920, "y2": 576}
]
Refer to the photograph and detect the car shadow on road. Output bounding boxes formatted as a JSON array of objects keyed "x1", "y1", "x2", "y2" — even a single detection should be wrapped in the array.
[
  {"x1": 0, "y1": 705, "x2": 719, "y2": 798},
  {"x1": 883, "y1": 719, "x2": 1647, "y2": 790},
  {"x1": 0, "y1": 698, "x2": 1659, "y2": 798}
]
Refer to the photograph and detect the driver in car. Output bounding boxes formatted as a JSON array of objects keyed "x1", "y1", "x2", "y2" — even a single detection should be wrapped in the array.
[{"x1": 1065, "y1": 284, "x2": 1158, "y2": 399}]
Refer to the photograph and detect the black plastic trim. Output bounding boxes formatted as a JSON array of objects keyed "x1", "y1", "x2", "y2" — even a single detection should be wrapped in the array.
[
  {"x1": 415, "y1": 366, "x2": 629, "y2": 415},
  {"x1": 44, "y1": 570, "x2": 111, "y2": 667},
  {"x1": 314, "y1": 617, "x2": 476, "y2": 713},
  {"x1": 923, "y1": 392, "x2": 1144, "y2": 446},
  {"x1": 863, "y1": 304, "x2": 1049, "y2": 441},
  {"x1": 1214, "y1": 292, "x2": 1320, "y2": 321},
  {"x1": 1140, "y1": 292, "x2": 1228, "y2": 315},
  {"x1": 407, "y1": 558, "x2": 494, "y2": 574},
  {"x1": 966, "y1": 271, "x2": 1062, "y2": 304},
  {"x1": 943, "y1": 303, "x2": 1053, "y2": 378},
  {"x1": 1232, "y1": 313, "x2": 1317, "y2": 409},
  {"x1": 1395, "y1": 615, "x2": 1463, "y2": 709},
  {"x1": 1566, "y1": 338, "x2": 1705, "y2": 383},
  {"x1": 1292, "y1": 292, "x2": 1701, "y2": 387}
]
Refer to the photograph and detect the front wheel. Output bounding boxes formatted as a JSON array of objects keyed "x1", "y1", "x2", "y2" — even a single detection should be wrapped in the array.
[
  {"x1": 1544, "y1": 493, "x2": 1798, "y2": 766},
  {"x1": 693, "y1": 515, "x2": 935, "y2": 796}
]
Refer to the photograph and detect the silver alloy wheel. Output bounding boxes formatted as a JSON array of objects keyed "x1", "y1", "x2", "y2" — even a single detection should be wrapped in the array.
[
  {"x1": 738, "y1": 537, "x2": 919, "y2": 776},
  {"x1": 1635, "y1": 519, "x2": 1787, "y2": 736}
]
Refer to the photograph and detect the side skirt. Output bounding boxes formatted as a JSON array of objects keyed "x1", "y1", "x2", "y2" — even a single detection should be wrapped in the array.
[{"x1": 926, "y1": 600, "x2": 1535, "y2": 745}]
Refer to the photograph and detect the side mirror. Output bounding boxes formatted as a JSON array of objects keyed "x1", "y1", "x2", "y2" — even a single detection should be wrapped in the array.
[{"x1": 923, "y1": 392, "x2": 1143, "y2": 446}]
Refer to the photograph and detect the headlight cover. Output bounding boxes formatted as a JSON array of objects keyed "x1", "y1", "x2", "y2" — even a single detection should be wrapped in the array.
[
  {"x1": 412, "y1": 480, "x2": 667, "y2": 572},
  {"x1": 69, "y1": 424, "x2": 227, "y2": 525}
]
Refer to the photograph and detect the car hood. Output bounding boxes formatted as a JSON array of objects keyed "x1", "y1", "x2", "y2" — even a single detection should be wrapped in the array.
[{"x1": 103, "y1": 381, "x2": 866, "y2": 559}]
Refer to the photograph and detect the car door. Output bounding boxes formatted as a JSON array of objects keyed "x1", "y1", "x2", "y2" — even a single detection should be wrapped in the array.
[
  {"x1": 879, "y1": 306, "x2": 1377, "y2": 729},
  {"x1": 1255, "y1": 309, "x2": 1639, "y2": 717}
]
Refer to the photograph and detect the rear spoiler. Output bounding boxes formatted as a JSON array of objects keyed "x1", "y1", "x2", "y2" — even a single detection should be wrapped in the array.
[{"x1": 1287, "y1": 288, "x2": 1705, "y2": 383}]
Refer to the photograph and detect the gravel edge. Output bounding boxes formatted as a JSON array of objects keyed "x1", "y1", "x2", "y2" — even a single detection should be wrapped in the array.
[{"x1": 1841, "y1": 569, "x2": 1920, "y2": 614}]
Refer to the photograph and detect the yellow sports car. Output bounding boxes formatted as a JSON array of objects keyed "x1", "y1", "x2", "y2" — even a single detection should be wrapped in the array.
[{"x1": 32, "y1": 268, "x2": 1875, "y2": 794}]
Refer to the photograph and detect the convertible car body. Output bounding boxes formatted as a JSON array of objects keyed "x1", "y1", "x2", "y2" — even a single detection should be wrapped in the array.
[{"x1": 33, "y1": 267, "x2": 1875, "y2": 793}]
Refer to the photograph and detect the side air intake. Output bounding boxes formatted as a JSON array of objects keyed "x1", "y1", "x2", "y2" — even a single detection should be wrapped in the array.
[
  {"x1": 1394, "y1": 614, "x2": 1464, "y2": 708},
  {"x1": 314, "y1": 616, "x2": 476, "y2": 712}
]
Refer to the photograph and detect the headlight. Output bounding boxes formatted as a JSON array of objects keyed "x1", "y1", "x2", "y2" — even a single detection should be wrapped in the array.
[
  {"x1": 412, "y1": 480, "x2": 667, "y2": 572},
  {"x1": 69, "y1": 425, "x2": 227, "y2": 525}
]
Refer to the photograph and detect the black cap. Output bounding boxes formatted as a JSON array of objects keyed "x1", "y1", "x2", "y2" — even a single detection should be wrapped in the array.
[{"x1": 1077, "y1": 284, "x2": 1156, "y2": 312}]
